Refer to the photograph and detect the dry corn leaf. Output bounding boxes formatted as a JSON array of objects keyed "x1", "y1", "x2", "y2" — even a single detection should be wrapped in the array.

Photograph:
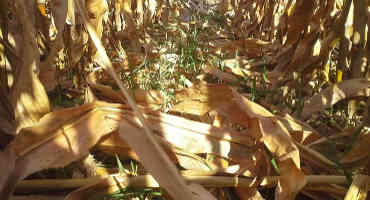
[
  {"x1": 145, "y1": 110, "x2": 255, "y2": 146},
  {"x1": 235, "y1": 187, "x2": 265, "y2": 200},
  {"x1": 119, "y1": 119, "x2": 216, "y2": 200},
  {"x1": 234, "y1": 151, "x2": 268, "y2": 200},
  {"x1": 92, "y1": 83, "x2": 272, "y2": 133},
  {"x1": 97, "y1": 83, "x2": 315, "y2": 173},
  {"x1": 97, "y1": 130, "x2": 179, "y2": 163},
  {"x1": 112, "y1": 83, "x2": 311, "y2": 170},
  {"x1": 88, "y1": 82, "x2": 127, "y2": 103},
  {"x1": 175, "y1": 153, "x2": 214, "y2": 171},
  {"x1": 119, "y1": 110, "x2": 256, "y2": 161},
  {"x1": 213, "y1": 39, "x2": 270, "y2": 58},
  {"x1": 91, "y1": 82, "x2": 243, "y2": 117},
  {"x1": 10, "y1": 103, "x2": 97, "y2": 156},
  {"x1": 96, "y1": 130, "x2": 139, "y2": 160},
  {"x1": 340, "y1": 130, "x2": 370, "y2": 165},
  {"x1": 97, "y1": 106, "x2": 256, "y2": 171},
  {"x1": 145, "y1": 120, "x2": 253, "y2": 161},
  {"x1": 275, "y1": 159, "x2": 307, "y2": 200},
  {"x1": 277, "y1": 114, "x2": 321, "y2": 145},
  {"x1": 204, "y1": 65, "x2": 239, "y2": 83},
  {"x1": 168, "y1": 83, "x2": 307, "y2": 198},
  {"x1": 231, "y1": 93, "x2": 298, "y2": 163},
  {"x1": 89, "y1": 81, "x2": 162, "y2": 108},
  {"x1": 344, "y1": 174, "x2": 369, "y2": 200},
  {"x1": 172, "y1": 84, "x2": 246, "y2": 116},
  {"x1": 298, "y1": 78, "x2": 370, "y2": 119},
  {"x1": 231, "y1": 90, "x2": 306, "y2": 200},
  {"x1": 0, "y1": 103, "x2": 120, "y2": 200}
]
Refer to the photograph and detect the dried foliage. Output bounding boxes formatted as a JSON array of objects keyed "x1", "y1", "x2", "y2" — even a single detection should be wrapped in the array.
[{"x1": 1, "y1": 0, "x2": 370, "y2": 200}]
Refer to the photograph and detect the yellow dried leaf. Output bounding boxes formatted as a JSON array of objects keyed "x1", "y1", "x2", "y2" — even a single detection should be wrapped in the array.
[
  {"x1": 344, "y1": 175, "x2": 369, "y2": 200},
  {"x1": 276, "y1": 159, "x2": 307, "y2": 200}
]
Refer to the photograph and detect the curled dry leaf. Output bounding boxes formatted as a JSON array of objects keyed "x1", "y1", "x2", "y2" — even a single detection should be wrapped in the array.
[
  {"x1": 231, "y1": 90, "x2": 300, "y2": 165},
  {"x1": 0, "y1": 102, "x2": 120, "y2": 200},
  {"x1": 298, "y1": 78, "x2": 370, "y2": 119},
  {"x1": 344, "y1": 174, "x2": 369, "y2": 200},
  {"x1": 10, "y1": 103, "x2": 97, "y2": 156},
  {"x1": 231, "y1": 89, "x2": 306, "y2": 200},
  {"x1": 277, "y1": 114, "x2": 321, "y2": 145},
  {"x1": 275, "y1": 159, "x2": 307, "y2": 200}
]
